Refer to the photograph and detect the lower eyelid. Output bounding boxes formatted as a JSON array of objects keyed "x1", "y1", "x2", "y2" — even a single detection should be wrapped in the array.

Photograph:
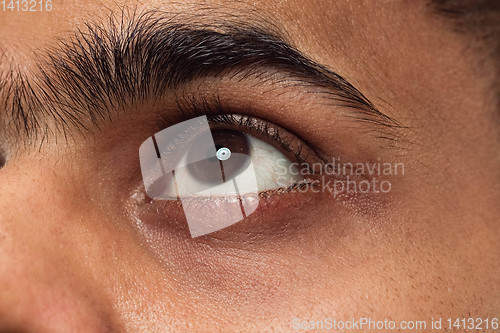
[
  {"x1": 127, "y1": 162, "x2": 387, "y2": 248},
  {"x1": 128, "y1": 184, "x2": 324, "y2": 241}
]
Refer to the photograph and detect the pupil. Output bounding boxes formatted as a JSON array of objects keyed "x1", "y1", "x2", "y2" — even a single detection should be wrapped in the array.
[{"x1": 186, "y1": 129, "x2": 251, "y2": 184}]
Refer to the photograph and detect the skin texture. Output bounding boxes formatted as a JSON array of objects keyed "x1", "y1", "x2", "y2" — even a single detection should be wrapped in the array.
[{"x1": 0, "y1": 0, "x2": 499, "y2": 332}]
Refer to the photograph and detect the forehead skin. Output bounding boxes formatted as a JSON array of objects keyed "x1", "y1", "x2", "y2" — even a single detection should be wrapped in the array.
[{"x1": 0, "y1": 0, "x2": 499, "y2": 332}]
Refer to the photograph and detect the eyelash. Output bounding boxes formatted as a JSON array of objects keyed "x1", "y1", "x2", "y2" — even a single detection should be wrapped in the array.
[{"x1": 155, "y1": 93, "x2": 327, "y2": 171}]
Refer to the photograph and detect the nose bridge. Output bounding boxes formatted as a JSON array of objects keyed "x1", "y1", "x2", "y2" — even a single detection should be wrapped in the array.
[{"x1": 0, "y1": 166, "x2": 113, "y2": 332}]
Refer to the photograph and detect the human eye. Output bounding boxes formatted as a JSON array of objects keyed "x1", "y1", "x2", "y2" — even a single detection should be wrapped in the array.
[{"x1": 138, "y1": 111, "x2": 321, "y2": 238}]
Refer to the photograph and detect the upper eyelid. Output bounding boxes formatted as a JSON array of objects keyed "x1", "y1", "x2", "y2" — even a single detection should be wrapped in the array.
[
  {"x1": 164, "y1": 94, "x2": 328, "y2": 168},
  {"x1": 150, "y1": 89, "x2": 327, "y2": 172},
  {"x1": 169, "y1": 93, "x2": 330, "y2": 164}
]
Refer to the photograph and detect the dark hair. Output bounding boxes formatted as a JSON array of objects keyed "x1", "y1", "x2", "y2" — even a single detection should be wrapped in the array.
[{"x1": 430, "y1": 0, "x2": 500, "y2": 84}]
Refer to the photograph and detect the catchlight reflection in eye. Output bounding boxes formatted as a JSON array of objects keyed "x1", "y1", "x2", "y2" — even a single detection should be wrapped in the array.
[{"x1": 139, "y1": 116, "x2": 302, "y2": 237}]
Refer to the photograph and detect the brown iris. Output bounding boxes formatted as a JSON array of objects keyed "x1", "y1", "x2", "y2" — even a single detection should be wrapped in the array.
[{"x1": 186, "y1": 129, "x2": 251, "y2": 185}]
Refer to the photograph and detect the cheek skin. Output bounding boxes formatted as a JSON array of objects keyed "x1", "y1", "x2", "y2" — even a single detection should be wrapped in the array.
[{"x1": 0, "y1": 150, "x2": 499, "y2": 332}]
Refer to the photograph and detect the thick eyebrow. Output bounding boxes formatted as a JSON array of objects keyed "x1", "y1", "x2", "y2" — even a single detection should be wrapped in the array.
[{"x1": 0, "y1": 10, "x2": 401, "y2": 145}]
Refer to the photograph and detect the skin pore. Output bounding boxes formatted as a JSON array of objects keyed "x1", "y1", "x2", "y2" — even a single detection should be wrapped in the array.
[{"x1": 0, "y1": 0, "x2": 499, "y2": 331}]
